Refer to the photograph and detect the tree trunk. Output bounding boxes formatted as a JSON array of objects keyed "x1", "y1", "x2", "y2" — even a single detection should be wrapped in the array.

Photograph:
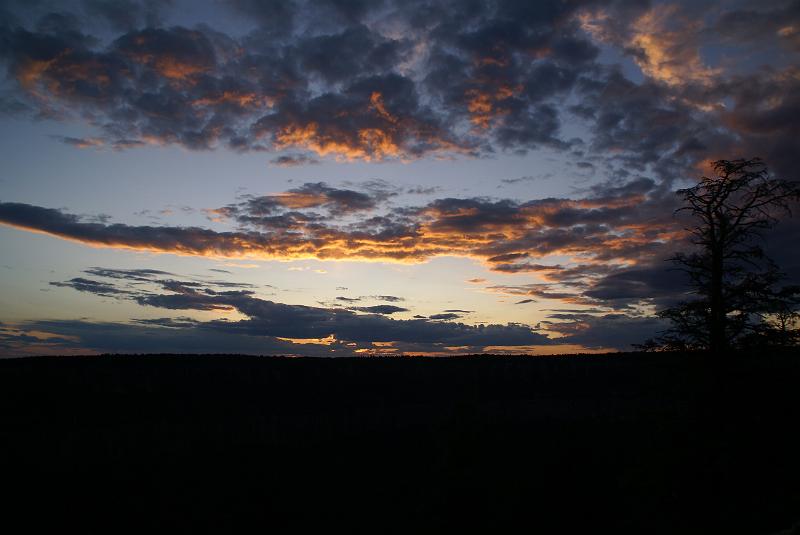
[{"x1": 709, "y1": 246, "x2": 725, "y2": 355}]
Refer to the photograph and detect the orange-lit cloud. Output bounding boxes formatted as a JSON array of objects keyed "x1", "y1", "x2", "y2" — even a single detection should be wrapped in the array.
[
  {"x1": 0, "y1": 179, "x2": 683, "y2": 286},
  {"x1": 580, "y1": 5, "x2": 719, "y2": 87},
  {"x1": 193, "y1": 91, "x2": 273, "y2": 109},
  {"x1": 118, "y1": 28, "x2": 215, "y2": 82},
  {"x1": 276, "y1": 334, "x2": 337, "y2": 346},
  {"x1": 272, "y1": 122, "x2": 402, "y2": 162},
  {"x1": 56, "y1": 136, "x2": 106, "y2": 149},
  {"x1": 466, "y1": 84, "x2": 519, "y2": 129},
  {"x1": 630, "y1": 5, "x2": 719, "y2": 86},
  {"x1": 369, "y1": 91, "x2": 398, "y2": 124},
  {"x1": 267, "y1": 91, "x2": 461, "y2": 162}
]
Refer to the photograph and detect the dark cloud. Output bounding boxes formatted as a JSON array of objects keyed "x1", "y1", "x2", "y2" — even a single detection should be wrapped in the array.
[
  {"x1": 714, "y1": 70, "x2": 800, "y2": 179},
  {"x1": 0, "y1": 0, "x2": 603, "y2": 161},
  {"x1": 487, "y1": 283, "x2": 580, "y2": 302},
  {"x1": 370, "y1": 295, "x2": 404, "y2": 302},
  {"x1": 544, "y1": 313, "x2": 667, "y2": 351},
  {"x1": 83, "y1": 267, "x2": 171, "y2": 281},
  {"x1": 490, "y1": 262, "x2": 562, "y2": 274},
  {"x1": 83, "y1": 0, "x2": 170, "y2": 31},
  {"x1": 217, "y1": 181, "x2": 395, "y2": 224},
  {"x1": 428, "y1": 313, "x2": 460, "y2": 321},
  {"x1": 583, "y1": 262, "x2": 690, "y2": 309},
  {"x1": 52, "y1": 268, "x2": 256, "y2": 296},
  {"x1": 487, "y1": 252, "x2": 529, "y2": 263},
  {"x1": 295, "y1": 25, "x2": 409, "y2": 84},
  {"x1": 500, "y1": 175, "x2": 545, "y2": 185},
  {"x1": 132, "y1": 316, "x2": 201, "y2": 329},
  {"x1": 712, "y1": 2, "x2": 800, "y2": 52},
  {"x1": 0, "y1": 0, "x2": 793, "y2": 177},
  {"x1": 50, "y1": 277, "x2": 128, "y2": 296},
  {"x1": 406, "y1": 186, "x2": 440, "y2": 195},
  {"x1": 7, "y1": 318, "x2": 315, "y2": 356},
  {"x1": 269, "y1": 154, "x2": 320, "y2": 167},
  {"x1": 350, "y1": 305, "x2": 408, "y2": 315},
  {"x1": 30, "y1": 266, "x2": 555, "y2": 356},
  {"x1": 225, "y1": 0, "x2": 297, "y2": 35}
]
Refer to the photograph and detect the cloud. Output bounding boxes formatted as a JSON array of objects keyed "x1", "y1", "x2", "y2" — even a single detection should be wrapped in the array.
[
  {"x1": 627, "y1": 5, "x2": 720, "y2": 86},
  {"x1": 428, "y1": 313, "x2": 461, "y2": 321},
  {"x1": 23, "y1": 265, "x2": 557, "y2": 356},
  {"x1": 269, "y1": 154, "x2": 320, "y2": 167},
  {"x1": 350, "y1": 305, "x2": 408, "y2": 315},
  {"x1": 9, "y1": 175, "x2": 768, "y2": 323},
  {"x1": 713, "y1": 3, "x2": 800, "y2": 52},
  {"x1": 53, "y1": 136, "x2": 105, "y2": 149},
  {"x1": 83, "y1": 267, "x2": 172, "y2": 281},
  {"x1": 217, "y1": 181, "x2": 396, "y2": 222},
  {"x1": 582, "y1": 261, "x2": 690, "y2": 309},
  {"x1": 0, "y1": 177, "x2": 688, "y2": 308},
  {"x1": 487, "y1": 283, "x2": 581, "y2": 302},
  {"x1": 83, "y1": 0, "x2": 171, "y2": 31},
  {"x1": 370, "y1": 295, "x2": 404, "y2": 302},
  {"x1": 500, "y1": 175, "x2": 545, "y2": 185},
  {"x1": 1, "y1": 165, "x2": 740, "y2": 345},
  {"x1": 578, "y1": 2, "x2": 719, "y2": 87},
  {"x1": 1, "y1": 0, "x2": 799, "y2": 332},
  {"x1": 0, "y1": 0, "x2": 595, "y2": 161},
  {"x1": 49, "y1": 277, "x2": 129, "y2": 296},
  {"x1": 543, "y1": 312, "x2": 667, "y2": 351},
  {"x1": 0, "y1": 0, "x2": 795, "y2": 180}
]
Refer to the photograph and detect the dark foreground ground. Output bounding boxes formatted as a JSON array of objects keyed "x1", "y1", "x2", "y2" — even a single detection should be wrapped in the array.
[{"x1": 1, "y1": 352, "x2": 799, "y2": 533}]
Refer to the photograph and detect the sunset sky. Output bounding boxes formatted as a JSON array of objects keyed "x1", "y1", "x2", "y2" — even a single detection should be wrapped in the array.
[{"x1": 1, "y1": 0, "x2": 798, "y2": 356}]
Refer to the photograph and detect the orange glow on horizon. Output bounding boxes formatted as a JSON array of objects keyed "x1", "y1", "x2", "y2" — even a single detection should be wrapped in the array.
[{"x1": 276, "y1": 334, "x2": 337, "y2": 346}]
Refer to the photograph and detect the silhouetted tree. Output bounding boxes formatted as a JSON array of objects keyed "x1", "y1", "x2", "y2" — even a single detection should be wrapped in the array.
[{"x1": 647, "y1": 158, "x2": 800, "y2": 354}]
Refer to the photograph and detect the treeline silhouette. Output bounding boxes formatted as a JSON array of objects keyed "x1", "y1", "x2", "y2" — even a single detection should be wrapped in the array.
[{"x1": 1, "y1": 351, "x2": 799, "y2": 533}]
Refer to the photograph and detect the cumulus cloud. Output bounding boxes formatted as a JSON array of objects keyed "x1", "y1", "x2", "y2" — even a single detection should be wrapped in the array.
[{"x1": 0, "y1": 0, "x2": 795, "y2": 181}]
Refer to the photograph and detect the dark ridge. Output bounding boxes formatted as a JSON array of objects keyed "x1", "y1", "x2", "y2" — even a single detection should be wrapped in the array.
[{"x1": 1, "y1": 351, "x2": 799, "y2": 533}]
